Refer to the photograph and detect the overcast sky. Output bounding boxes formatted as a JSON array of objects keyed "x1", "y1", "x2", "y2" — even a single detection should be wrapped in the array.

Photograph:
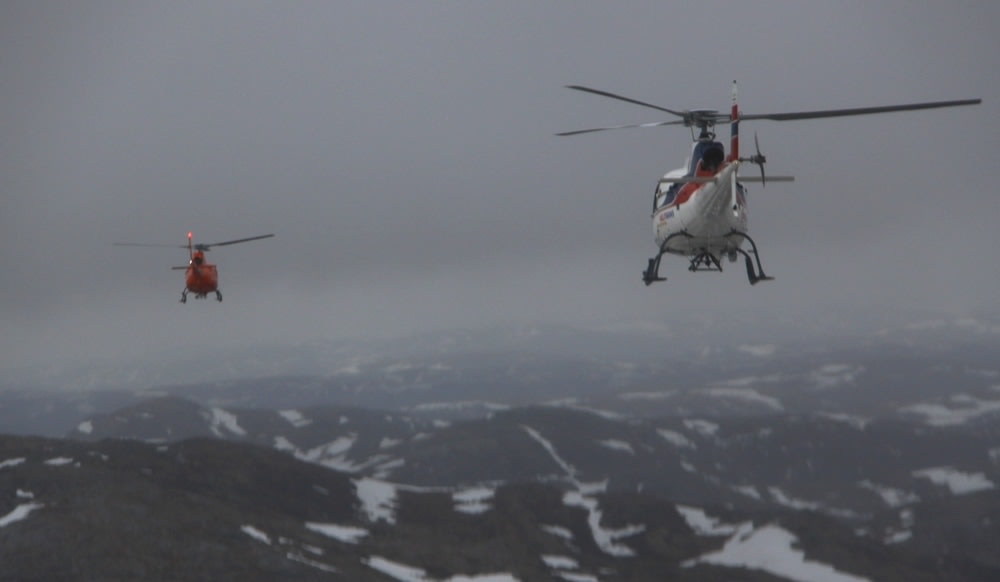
[{"x1": 1, "y1": 1, "x2": 997, "y2": 371}]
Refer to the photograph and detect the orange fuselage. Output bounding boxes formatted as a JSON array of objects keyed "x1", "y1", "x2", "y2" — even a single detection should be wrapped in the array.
[{"x1": 185, "y1": 251, "x2": 219, "y2": 294}]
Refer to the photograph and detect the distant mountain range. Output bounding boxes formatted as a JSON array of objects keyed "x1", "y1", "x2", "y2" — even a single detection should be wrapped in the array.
[
  {"x1": 5, "y1": 313, "x2": 1000, "y2": 434},
  {"x1": 2, "y1": 314, "x2": 1000, "y2": 579}
]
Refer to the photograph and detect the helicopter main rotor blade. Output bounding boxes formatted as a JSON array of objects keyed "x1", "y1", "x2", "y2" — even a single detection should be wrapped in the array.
[
  {"x1": 556, "y1": 120, "x2": 686, "y2": 136},
  {"x1": 201, "y1": 233, "x2": 275, "y2": 249},
  {"x1": 565, "y1": 85, "x2": 690, "y2": 118},
  {"x1": 112, "y1": 242, "x2": 187, "y2": 248},
  {"x1": 740, "y1": 98, "x2": 981, "y2": 122}
]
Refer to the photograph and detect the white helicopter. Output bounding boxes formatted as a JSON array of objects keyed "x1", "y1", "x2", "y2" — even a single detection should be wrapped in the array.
[{"x1": 558, "y1": 82, "x2": 980, "y2": 285}]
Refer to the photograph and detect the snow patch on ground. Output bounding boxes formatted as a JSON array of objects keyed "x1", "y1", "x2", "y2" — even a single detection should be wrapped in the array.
[
  {"x1": 563, "y1": 490, "x2": 645, "y2": 557},
  {"x1": 0, "y1": 458, "x2": 26, "y2": 469},
  {"x1": 738, "y1": 344, "x2": 776, "y2": 357},
  {"x1": 305, "y1": 522, "x2": 369, "y2": 544},
  {"x1": 294, "y1": 434, "x2": 361, "y2": 472},
  {"x1": 657, "y1": 429, "x2": 695, "y2": 449},
  {"x1": 524, "y1": 424, "x2": 642, "y2": 558},
  {"x1": 0, "y1": 502, "x2": 44, "y2": 528},
  {"x1": 279, "y1": 409, "x2": 312, "y2": 428},
  {"x1": 356, "y1": 478, "x2": 397, "y2": 524},
  {"x1": 819, "y1": 413, "x2": 870, "y2": 430},
  {"x1": 411, "y1": 401, "x2": 510, "y2": 412},
  {"x1": 683, "y1": 522, "x2": 870, "y2": 582},
  {"x1": 522, "y1": 425, "x2": 578, "y2": 478},
  {"x1": 715, "y1": 373, "x2": 786, "y2": 388},
  {"x1": 912, "y1": 466, "x2": 995, "y2": 495},
  {"x1": 769, "y1": 487, "x2": 822, "y2": 511},
  {"x1": 597, "y1": 439, "x2": 634, "y2": 455},
  {"x1": 676, "y1": 505, "x2": 741, "y2": 536},
  {"x1": 207, "y1": 407, "x2": 246, "y2": 436},
  {"x1": 810, "y1": 364, "x2": 863, "y2": 390},
  {"x1": 44, "y1": 457, "x2": 75, "y2": 466},
  {"x1": 618, "y1": 390, "x2": 676, "y2": 401},
  {"x1": 453, "y1": 486, "x2": 495, "y2": 514},
  {"x1": 732, "y1": 485, "x2": 761, "y2": 500},
  {"x1": 900, "y1": 395, "x2": 1000, "y2": 426},
  {"x1": 542, "y1": 554, "x2": 599, "y2": 582},
  {"x1": 273, "y1": 435, "x2": 296, "y2": 452},
  {"x1": 858, "y1": 481, "x2": 920, "y2": 508},
  {"x1": 240, "y1": 525, "x2": 271, "y2": 544},
  {"x1": 704, "y1": 387, "x2": 784, "y2": 411},
  {"x1": 683, "y1": 419, "x2": 720, "y2": 437},
  {"x1": 541, "y1": 524, "x2": 573, "y2": 540},
  {"x1": 541, "y1": 555, "x2": 579, "y2": 570},
  {"x1": 365, "y1": 555, "x2": 520, "y2": 582}
]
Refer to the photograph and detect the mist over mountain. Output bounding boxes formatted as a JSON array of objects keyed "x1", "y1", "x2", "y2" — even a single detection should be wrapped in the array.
[
  {"x1": 7, "y1": 305, "x2": 994, "y2": 391},
  {"x1": 5, "y1": 309, "x2": 999, "y2": 433}
]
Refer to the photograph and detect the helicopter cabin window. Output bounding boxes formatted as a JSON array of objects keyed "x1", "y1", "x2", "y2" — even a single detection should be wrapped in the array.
[{"x1": 655, "y1": 182, "x2": 680, "y2": 211}]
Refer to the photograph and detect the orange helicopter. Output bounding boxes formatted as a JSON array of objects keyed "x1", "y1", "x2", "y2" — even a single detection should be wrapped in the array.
[{"x1": 114, "y1": 232, "x2": 274, "y2": 303}]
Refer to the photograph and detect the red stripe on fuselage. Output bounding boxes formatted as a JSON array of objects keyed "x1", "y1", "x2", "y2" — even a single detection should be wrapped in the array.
[
  {"x1": 660, "y1": 160, "x2": 729, "y2": 209},
  {"x1": 673, "y1": 182, "x2": 700, "y2": 207}
]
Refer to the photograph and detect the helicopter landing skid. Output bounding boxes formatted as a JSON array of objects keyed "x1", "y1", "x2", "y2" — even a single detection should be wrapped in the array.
[
  {"x1": 642, "y1": 231, "x2": 693, "y2": 286},
  {"x1": 642, "y1": 230, "x2": 773, "y2": 286},
  {"x1": 180, "y1": 289, "x2": 223, "y2": 303},
  {"x1": 724, "y1": 230, "x2": 773, "y2": 285}
]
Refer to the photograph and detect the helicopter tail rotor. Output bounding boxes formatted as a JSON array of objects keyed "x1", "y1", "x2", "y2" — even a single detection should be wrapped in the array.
[
  {"x1": 741, "y1": 132, "x2": 768, "y2": 186},
  {"x1": 734, "y1": 133, "x2": 794, "y2": 185}
]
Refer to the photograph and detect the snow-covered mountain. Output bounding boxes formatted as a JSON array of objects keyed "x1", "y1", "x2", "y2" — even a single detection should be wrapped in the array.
[
  {"x1": 67, "y1": 395, "x2": 1000, "y2": 550},
  {"x1": 3, "y1": 313, "x2": 1000, "y2": 579},
  {"x1": 4, "y1": 433, "x2": 996, "y2": 581}
]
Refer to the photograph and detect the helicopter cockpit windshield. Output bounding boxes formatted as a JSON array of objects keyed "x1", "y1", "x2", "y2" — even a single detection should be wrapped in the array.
[{"x1": 655, "y1": 140, "x2": 726, "y2": 210}]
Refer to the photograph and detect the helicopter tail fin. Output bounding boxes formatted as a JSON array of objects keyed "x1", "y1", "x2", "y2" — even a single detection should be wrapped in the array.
[{"x1": 729, "y1": 81, "x2": 739, "y2": 162}]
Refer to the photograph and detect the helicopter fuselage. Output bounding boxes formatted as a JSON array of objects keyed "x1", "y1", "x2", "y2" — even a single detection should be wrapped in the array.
[
  {"x1": 651, "y1": 137, "x2": 750, "y2": 262},
  {"x1": 179, "y1": 250, "x2": 221, "y2": 301},
  {"x1": 640, "y1": 137, "x2": 773, "y2": 284},
  {"x1": 653, "y1": 160, "x2": 747, "y2": 259},
  {"x1": 185, "y1": 261, "x2": 219, "y2": 296}
]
